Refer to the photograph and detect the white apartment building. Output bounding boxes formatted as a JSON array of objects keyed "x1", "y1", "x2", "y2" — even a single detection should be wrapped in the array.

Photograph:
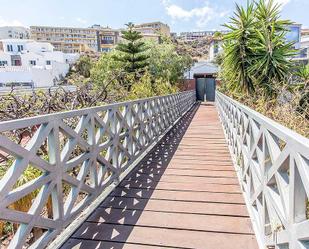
[
  {"x1": 298, "y1": 36, "x2": 309, "y2": 63},
  {"x1": 179, "y1": 31, "x2": 229, "y2": 41},
  {"x1": 0, "y1": 39, "x2": 79, "y2": 88},
  {"x1": 0, "y1": 26, "x2": 30, "y2": 39},
  {"x1": 208, "y1": 40, "x2": 223, "y2": 62}
]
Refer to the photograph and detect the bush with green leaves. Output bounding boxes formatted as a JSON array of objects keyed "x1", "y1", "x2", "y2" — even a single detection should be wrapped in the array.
[{"x1": 146, "y1": 39, "x2": 193, "y2": 85}]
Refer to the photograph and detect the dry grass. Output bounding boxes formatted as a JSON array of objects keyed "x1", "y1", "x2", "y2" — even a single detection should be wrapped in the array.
[{"x1": 223, "y1": 88, "x2": 309, "y2": 138}]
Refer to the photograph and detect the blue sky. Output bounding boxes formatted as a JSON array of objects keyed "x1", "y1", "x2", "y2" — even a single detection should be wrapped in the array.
[{"x1": 0, "y1": 0, "x2": 308, "y2": 32}]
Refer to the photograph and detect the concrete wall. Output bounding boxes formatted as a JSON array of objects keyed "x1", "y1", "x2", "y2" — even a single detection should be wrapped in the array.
[{"x1": 0, "y1": 63, "x2": 69, "y2": 87}]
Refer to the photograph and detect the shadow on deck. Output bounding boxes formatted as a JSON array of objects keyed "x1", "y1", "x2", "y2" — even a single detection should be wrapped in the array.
[{"x1": 61, "y1": 103, "x2": 258, "y2": 249}]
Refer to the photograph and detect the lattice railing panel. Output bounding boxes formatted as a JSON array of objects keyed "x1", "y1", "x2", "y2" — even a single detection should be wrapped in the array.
[
  {"x1": 216, "y1": 92, "x2": 309, "y2": 249},
  {"x1": 0, "y1": 90, "x2": 196, "y2": 249}
]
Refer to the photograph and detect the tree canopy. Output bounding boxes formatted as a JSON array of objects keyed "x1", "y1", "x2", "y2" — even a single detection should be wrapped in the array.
[{"x1": 114, "y1": 23, "x2": 149, "y2": 77}]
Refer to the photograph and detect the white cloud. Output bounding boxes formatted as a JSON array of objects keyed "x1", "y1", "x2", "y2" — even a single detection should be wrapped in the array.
[
  {"x1": 274, "y1": 0, "x2": 291, "y2": 6},
  {"x1": 267, "y1": 0, "x2": 292, "y2": 8},
  {"x1": 76, "y1": 17, "x2": 88, "y2": 24},
  {"x1": 0, "y1": 16, "x2": 25, "y2": 27},
  {"x1": 161, "y1": 1, "x2": 228, "y2": 28}
]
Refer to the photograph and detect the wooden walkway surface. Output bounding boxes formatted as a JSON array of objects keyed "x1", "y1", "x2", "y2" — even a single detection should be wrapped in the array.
[{"x1": 61, "y1": 103, "x2": 258, "y2": 249}]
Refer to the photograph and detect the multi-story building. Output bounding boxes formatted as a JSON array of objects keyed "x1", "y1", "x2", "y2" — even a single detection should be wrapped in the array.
[
  {"x1": 96, "y1": 24, "x2": 162, "y2": 52},
  {"x1": 301, "y1": 29, "x2": 309, "y2": 37},
  {"x1": 285, "y1": 24, "x2": 302, "y2": 49},
  {"x1": 30, "y1": 26, "x2": 97, "y2": 53},
  {"x1": 30, "y1": 22, "x2": 169, "y2": 54},
  {"x1": 0, "y1": 39, "x2": 78, "y2": 87},
  {"x1": 135, "y1": 22, "x2": 170, "y2": 37},
  {"x1": 0, "y1": 26, "x2": 30, "y2": 39},
  {"x1": 179, "y1": 31, "x2": 229, "y2": 41},
  {"x1": 96, "y1": 27, "x2": 120, "y2": 52},
  {"x1": 134, "y1": 26, "x2": 161, "y2": 43},
  {"x1": 208, "y1": 40, "x2": 223, "y2": 62}
]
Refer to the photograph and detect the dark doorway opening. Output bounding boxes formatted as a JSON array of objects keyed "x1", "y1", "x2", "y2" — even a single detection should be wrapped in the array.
[{"x1": 195, "y1": 74, "x2": 216, "y2": 102}]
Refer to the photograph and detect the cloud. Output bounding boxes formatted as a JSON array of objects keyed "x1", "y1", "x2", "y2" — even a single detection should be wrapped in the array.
[
  {"x1": 161, "y1": 1, "x2": 228, "y2": 28},
  {"x1": 267, "y1": 0, "x2": 291, "y2": 8},
  {"x1": 274, "y1": 0, "x2": 291, "y2": 6},
  {"x1": 0, "y1": 16, "x2": 25, "y2": 27},
  {"x1": 76, "y1": 17, "x2": 88, "y2": 24}
]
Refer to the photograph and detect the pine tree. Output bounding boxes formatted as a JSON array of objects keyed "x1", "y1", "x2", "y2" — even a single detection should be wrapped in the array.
[{"x1": 114, "y1": 23, "x2": 149, "y2": 77}]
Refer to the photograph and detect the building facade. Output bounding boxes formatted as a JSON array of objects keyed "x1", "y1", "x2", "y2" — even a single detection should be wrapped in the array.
[
  {"x1": 30, "y1": 22, "x2": 169, "y2": 54},
  {"x1": 301, "y1": 29, "x2": 309, "y2": 37},
  {"x1": 30, "y1": 26, "x2": 97, "y2": 53},
  {"x1": 96, "y1": 27, "x2": 120, "y2": 52},
  {"x1": 208, "y1": 40, "x2": 223, "y2": 62},
  {"x1": 179, "y1": 31, "x2": 229, "y2": 41},
  {"x1": 0, "y1": 39, "x2": 78, "y2": 87},
  {"x1": 135, "y1": 22, "x2": 170, "y2": 37},
  {"x1": 285, "y1": 24, "x2": 302, "y2": 49},
  {"x1": 134, "y1": 26, "x2": 161, "y2": 43},
  {"x1": 0, "y1": 26, "x2": 30, "y2": 39}
]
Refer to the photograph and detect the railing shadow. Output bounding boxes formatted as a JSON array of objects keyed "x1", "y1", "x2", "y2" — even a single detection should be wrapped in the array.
[{"x1": 62, "y1": 103, "x2": 200, "y2": 249}]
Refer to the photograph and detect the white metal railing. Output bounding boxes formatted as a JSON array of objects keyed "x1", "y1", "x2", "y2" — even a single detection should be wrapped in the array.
[
  {"x1": 0, "y1": 90, "x2": 196, "y2": 249},
  {"x1": 216, "y1": 92, "x2": 309, "y2": 249}
]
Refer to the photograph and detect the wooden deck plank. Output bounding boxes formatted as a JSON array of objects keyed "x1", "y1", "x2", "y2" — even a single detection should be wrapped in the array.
[
  {"x1": 68, "y1": 223, "x2": 257, "y2": 249},
  {"x1": 100, "y1": 197, "x2": 249, "y2": 216},
  {"x1": 61, "y1": 103, "x2": 258, "y2": 249},
  {"x1": 120, "y1": 181, "x2": 242, "y2": 193},
  {"x1": 111, "y1": 188, "x2": 246, "y2": 204},
  {"x1": 85, "y1": 209, "x2": 253, "y2": 234},
  {"x1": 126, "y1": 173, "x2": 240, "y2": 185}
]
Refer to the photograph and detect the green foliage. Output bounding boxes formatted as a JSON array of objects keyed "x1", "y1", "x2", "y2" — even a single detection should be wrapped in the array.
[
  {"x1": 114, "y1": 23, "x2": 149, "y2": 77},
  {"x1": 90, "y1": 38, "x2": 192, "y2": 96},
  {"x1": 223, "y1": 1, "x2": 256, "y2": 93},
  {"x1": 146, "y1": 40, "x2": 193, "y2": 85},
  {"x1": 221, "y1": 0, "x2": 295, "y2": 96},
  {"x1": 127, "y1": 71, "x2": 178, "y2": 100},
  {"x1": 74, "y1": 56, "x2": 93, "y2": 78},
  {"x1": 296, "y1": 64, "x2": 309, "y2": 86},
  {"x1": 248, "y1": 0, "x2": 295, "y2": 95},
  {"x1": 90, "y1": 50, "x2": 124, "y2": 87}
]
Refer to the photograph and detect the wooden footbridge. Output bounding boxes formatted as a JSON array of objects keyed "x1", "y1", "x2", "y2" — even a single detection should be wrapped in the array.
[{"x1": 0, "y1": 91, "x2": 308, "y2": 249}]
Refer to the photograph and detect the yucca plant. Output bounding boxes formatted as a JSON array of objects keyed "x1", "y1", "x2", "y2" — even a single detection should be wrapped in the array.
[
  {"x1": 223, "y1": 1, "x2": 256, "y2": 93},
  {"x1": 222, "y1": 0, "x2": 295, "y2": 97},
  {"x1": 249, "y1": 0, "x2": 295, "y2": 96},
  {"x1": 296, "y1": 64, "x2": 309, "y2": 88}
]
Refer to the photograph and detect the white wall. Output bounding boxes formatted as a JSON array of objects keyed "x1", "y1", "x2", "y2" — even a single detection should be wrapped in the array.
[
  {"x1": 0, "y1": 27, "x2": 30, "y2": 39},
  {"x1": 0, "y1": 52, "x2": 11, "y2": 65},
  {"x1": 0, "y1": 39, "x2": 77, "y2": 87},
  {"x1": 0, "y1": 63, "x2": 69, "y2": 87}
]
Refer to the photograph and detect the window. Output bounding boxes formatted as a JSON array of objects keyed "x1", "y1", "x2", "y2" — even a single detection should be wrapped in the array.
[
  {"x1": 29, "y1": 60, "x2": 36, "y2": 66},
  {"x1": 17, "y1": 45, "x2": 23, "y2": 52},
  {"x1": 46, "y1": 60, "x2": 51, "y2": 65},
  {"x1": 7, "y1": 45, "x2": 13, "y2": 52},
  {"x1": 0, "y1": 61, "x2": 8, "y2": 66}
]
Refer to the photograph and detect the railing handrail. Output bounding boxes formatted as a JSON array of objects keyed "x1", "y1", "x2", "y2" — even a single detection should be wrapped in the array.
[
  {"x1": 0, "y1": 90, "x2": 196, "y2": 249},
  {"x1": 216, "y1": 91, "x2": 309, "y2": 149},
  {"x1": 0, "y1": 91, "x2": 192, "y2": 132},
  {"x1": 216, "y1": 91, "x2": 309, "y2": 249}
]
